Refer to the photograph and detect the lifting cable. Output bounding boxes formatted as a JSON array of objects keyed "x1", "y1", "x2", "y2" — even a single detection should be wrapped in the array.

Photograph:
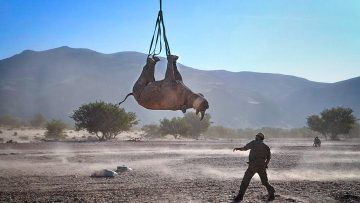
[{"x1": 148, "y1": 0, "x2": 171, "y2": 56}]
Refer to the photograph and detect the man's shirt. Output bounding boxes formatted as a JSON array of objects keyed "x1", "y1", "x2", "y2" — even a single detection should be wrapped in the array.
[{"x1": 244, "y1": 140, "x2": 271, "y2": 164}]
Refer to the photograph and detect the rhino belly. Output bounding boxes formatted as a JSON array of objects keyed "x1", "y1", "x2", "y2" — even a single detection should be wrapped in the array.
[{"x1": 137, "y1": 81, "x2": 185, "y2": 110}]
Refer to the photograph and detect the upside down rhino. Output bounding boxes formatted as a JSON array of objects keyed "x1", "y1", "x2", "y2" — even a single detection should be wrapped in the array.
[{"x1": 119, "y1": 55, "x2": 209, "y2": 120}]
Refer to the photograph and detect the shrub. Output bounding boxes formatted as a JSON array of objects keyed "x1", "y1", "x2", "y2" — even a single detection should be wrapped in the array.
[
  {"x1": 71, "y1": 101, "x2": 138, "y2": 141},
  {"x1": 157, "y1": 113, "x2": 211, "y2": 139},
  {"x1": 159, "y1": 117, "x2": 189, "y2": 139},
  {"x1": 182, "y1": 112, "x2": 211, "y2": 139},
  {"x1": 141, "y1": 124, "x2": 161, "y2": 138},
  {"x1": 45, "y1": 120, "x2": 68, "y2": 139}
]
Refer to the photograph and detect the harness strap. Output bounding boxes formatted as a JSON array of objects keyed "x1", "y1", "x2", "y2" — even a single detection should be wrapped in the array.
[{"x1": 148, "y1": 0, "x2": 171, "y2": 57}]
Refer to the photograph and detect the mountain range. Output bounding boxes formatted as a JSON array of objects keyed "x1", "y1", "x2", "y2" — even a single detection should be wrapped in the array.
[{"x1": 0, "y1": 46, "x2": 359, "y2": 128}]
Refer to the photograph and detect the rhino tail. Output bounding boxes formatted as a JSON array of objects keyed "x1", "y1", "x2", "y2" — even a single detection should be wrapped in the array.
[{"x1": 119, "y1": 93, "x2": 134, "y2": 105}]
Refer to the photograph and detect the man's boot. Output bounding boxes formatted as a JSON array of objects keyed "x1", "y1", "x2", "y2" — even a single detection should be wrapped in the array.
[
  {"x1": 267, "y1": 193, "x2": 275, "y2": 201},
  {"x1": 232, "y1": 194, "x2": 243, "y2": 203}
]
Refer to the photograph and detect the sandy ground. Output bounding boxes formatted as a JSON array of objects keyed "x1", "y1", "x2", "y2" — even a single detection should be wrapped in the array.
[{"x1": 0, "y1": 131, "x2": 360, "y2": 202}]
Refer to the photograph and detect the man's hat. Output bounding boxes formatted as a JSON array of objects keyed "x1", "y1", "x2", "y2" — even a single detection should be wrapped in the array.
[{"x1": 256, "y1": 132, "x2": 265, "y2": 140}]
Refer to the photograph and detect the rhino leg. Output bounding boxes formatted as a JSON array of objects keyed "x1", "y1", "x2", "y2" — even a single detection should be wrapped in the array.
[
  {"x1": 133, "y1": 57, "x2": 160, "y2": 98},
  {"x1": 165, "y1": 55, "x2": 179, "y2": 81},
  {"x1": 173, "y1": 60, "x2": 183, "y2": 81},
  {"x1": 143, "y1": 56, "x2": 160, "y2": 83}
]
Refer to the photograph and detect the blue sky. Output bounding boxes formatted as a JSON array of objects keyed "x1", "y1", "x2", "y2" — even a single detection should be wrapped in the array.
[{"x1": 0, "y1": 0, "x2": 359, "y2": 82}]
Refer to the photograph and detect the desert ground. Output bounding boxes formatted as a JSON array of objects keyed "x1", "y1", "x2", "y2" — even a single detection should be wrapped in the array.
[{"x1": 0, "y1": 128, "x2": 360, "y2": 202}]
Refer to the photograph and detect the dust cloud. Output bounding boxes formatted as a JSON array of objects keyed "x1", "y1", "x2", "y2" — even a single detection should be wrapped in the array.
[{"x1": 0, "y1": 139, "x2": 359, "y2": 182}]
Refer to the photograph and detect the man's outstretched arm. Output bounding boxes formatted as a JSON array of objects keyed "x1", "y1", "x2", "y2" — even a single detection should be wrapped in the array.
[
  {"x1": 233, "y1": 141, "x2": 253, "y2": 152},
  {"x1": 233, "y1": 147, "x2": 247, "y2": 152}
]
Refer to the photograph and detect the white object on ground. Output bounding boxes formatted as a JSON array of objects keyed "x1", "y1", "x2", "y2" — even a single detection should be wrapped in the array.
[
  {"x1": 91, "y1": 169, "x2": 118, "y2": 177},
  {"x1": 116, "y1": 165, "x2": 133, "y2": 173}
]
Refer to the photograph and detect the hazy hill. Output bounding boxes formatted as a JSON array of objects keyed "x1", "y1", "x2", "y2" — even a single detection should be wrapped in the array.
[{"x1": 0, "y1": 46, "x2": 359, "y2": 128}]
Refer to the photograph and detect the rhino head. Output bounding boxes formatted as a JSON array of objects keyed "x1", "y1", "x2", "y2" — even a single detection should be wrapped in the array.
[{"x1": 192, "y1": 93, "x2": 209, "y2": 120}]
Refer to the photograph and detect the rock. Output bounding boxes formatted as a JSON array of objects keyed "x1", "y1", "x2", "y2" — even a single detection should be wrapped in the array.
[
  {"x1": 91, "y1": 169, "x2": 118, "y2": 178},
  {"x1": 116, "y1": 165, "x2": 133, "y2": 173}
]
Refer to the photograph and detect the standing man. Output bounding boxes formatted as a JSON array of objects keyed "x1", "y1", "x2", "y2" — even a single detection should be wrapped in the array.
[{"x1": 232, "y1": 133, "x2": 275, "y2": 202}]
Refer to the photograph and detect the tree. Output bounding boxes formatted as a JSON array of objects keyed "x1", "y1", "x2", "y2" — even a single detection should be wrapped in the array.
[
  {"x1": 182, "y1": 112, "x2": 211, "y2": 139},
  {"x1": 0, "y1": 114, "x2": 21, "y2": 128},
  {"x1": 30, "y1": 113, "x2": 47, "y2": 128},
  {"x1": 71, "y1": 101, "x2": 138, "y2": 141},
  {"x1": 159, "y1": 117, "x2": 189, "y2": 139},
  {"x1": 307, "y1": 107, "x2": 357, "y2": 140},
  {"x1": 45, "y1": 119, "x2": 67, "y2": 139},
  {"x1": 307, "y1": 115, "x2": 327, "y2": 139}
]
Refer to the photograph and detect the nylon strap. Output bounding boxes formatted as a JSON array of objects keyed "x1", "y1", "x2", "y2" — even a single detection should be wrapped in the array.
[{"x1": 148, "y1": 0, "x2": 171, "y2": 57}]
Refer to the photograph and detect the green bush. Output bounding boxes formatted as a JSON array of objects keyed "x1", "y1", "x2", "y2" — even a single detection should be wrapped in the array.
[
  {"x1": 182, "y1": 112, "x2": 211, "y2": 139},
  {"x1": 159, "y1": 117, "x2": 189, "y2": 139},
  {"x1": 157, "y1": 112, "x2": 211, "y2": 139},
  {"x1": 141, "y1": 124, "x2": 161, "y2": 138},
  {"x1": 45, "y1": 120, "x2": 68, "y2": 139},
  {"x1": 71, "y1": 101, "x2": 138, "y2": 141}
]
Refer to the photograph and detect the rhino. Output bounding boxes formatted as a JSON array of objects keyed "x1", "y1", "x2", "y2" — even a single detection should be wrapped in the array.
[{"x1": 119, "y1": 55, "x2": 209, "y2": 120}]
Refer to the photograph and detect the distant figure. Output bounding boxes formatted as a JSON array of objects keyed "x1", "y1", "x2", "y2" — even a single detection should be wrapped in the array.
[
  {"x1": 313, "y1": 136, "x2": 321, "y2": 147},
  {"x1": 232, "y1": 133, "x2": 275, "y2": 202}
]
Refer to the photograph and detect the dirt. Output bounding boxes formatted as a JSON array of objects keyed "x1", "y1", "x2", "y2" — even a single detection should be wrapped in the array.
[{"x1": 0, "y1": 139, "x2": 359, "y2": 202}]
